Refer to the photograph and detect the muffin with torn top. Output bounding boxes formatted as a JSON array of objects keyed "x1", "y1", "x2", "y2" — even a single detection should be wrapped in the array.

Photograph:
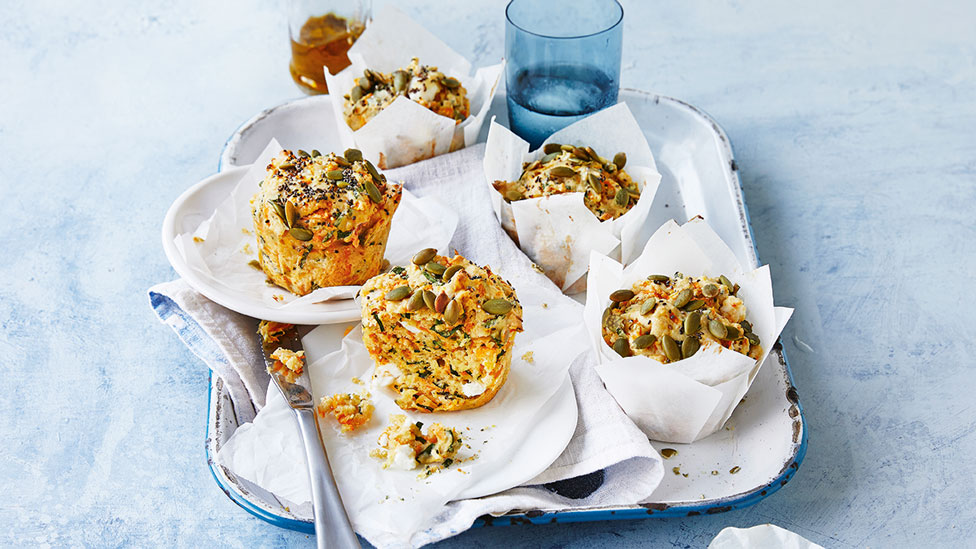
[{"x1": 359, "y1": 250, "x2": 523, "y2": 412}]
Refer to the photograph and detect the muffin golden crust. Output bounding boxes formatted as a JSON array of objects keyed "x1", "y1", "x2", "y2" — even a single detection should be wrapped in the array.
[
  {"x1": 359, "y1": 251, "x2": 523, "y2": 412},
  {"x1": 601, "y1": 273, "x2": 763, "y2": 363},
  {"x1": 251, "y1": 148, "x2": 402, "y2": 295},
  {"x1": 369, "y1": 414, "x2": 461, "y2": 470},
  {"x1": 343, "y1": 58, "x2": 470, "y2": 131},
  {"x1": 493, "y1": 143, "x2": 639, "y2": 221}
]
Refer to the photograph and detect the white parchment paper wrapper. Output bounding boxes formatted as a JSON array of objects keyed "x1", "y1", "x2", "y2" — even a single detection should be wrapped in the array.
[
  {"x1": 172, "y1": 139, "x2": 458, "y2": 309},
  {"x1": 483, "y1": 103, "x2": 663, "y2": 291},
  {"x1": 323, "y1": 6, "x2": 503, "y2": 169},
  {"x1": 583, "y1": 218, "x2": 793, "y2": 443},
  {"x1": 216, "y1": 284, "x2": 587, "y2": 547},
  {"x1": 709, "y1": 525, "x2": 824, "y2": 549}
]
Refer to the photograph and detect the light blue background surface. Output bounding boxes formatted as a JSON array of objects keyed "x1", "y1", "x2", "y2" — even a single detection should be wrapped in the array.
[{"x1": 1, "y1": 1, "x2": 973, "y2": 546}]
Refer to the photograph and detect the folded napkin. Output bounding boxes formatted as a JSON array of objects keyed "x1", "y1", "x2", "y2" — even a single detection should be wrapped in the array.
[{"x1": 150, "y1": 144, "x2": 663, "y2": 548}]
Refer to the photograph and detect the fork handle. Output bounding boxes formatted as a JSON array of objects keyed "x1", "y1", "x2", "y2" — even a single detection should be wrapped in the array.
[{"x1": 295, "y1": 408, "x2": 361, "y2": 549}]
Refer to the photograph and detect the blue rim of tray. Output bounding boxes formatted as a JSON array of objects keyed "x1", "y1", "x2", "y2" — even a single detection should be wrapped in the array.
[{"x1": 204, "y1": 90, "x2": 808, "y2": 533}]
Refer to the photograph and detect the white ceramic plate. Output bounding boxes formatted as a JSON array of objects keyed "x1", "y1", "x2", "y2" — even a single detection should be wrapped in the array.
[{"x1": 161, "y1": 166, "x2": 362, "y2": 324}]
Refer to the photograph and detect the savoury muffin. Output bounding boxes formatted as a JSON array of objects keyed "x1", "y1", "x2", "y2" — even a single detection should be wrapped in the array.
[
  {"x1": 601, "y1": 273, "x2": 763, "y2": 363},
  {"x1": 343, "y1": 58, "x2": 470, "y2": 131},
  {"x1": 493, "y1": 143, "x2": 639, "y2": 221},
  {"x1": 251, "y1": 148, "x2": 402, "y2": 295},
  {"x1": 369, "y1": 414, "x2": 461, "y2": 471},
  {"x1": 359, "y1": 250, "x2": 523, "y2": 412}
]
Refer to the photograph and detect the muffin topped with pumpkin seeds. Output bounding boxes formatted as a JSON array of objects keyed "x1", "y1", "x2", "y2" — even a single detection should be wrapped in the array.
[
  {"x1": 601, "y1": 273, "x2": 763, "y2": 363},
  {"x1": 251, "y1": 148, "x2": 402, "y2": 295},
  {"x1": 492, "y1": 143, "x2": 639, "y2": 221},
  {"x1": 343, "y1": 57, "x2": 470, "y2": 132},
  {"x1": 359, "y1": 249, "x2": 523, "y2": 413}
]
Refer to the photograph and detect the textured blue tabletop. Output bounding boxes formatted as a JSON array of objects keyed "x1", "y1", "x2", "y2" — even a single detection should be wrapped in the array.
[{"x1": 2, "y1": 1, "x2": 973, "y2": 547}]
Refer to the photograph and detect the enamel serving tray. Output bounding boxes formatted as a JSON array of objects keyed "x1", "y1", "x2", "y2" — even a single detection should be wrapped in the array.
[{"x1": 207, "y1": 88, "x2": 807, "y2": 532}]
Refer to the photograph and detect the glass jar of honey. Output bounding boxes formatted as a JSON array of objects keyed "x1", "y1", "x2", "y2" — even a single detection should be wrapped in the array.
[{"x1": 288, "y1": 0, "x2": 371, "y2": 95}]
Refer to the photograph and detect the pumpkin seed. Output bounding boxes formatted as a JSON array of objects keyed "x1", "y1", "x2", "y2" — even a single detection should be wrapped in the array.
[
  {"x1": 612, "y1": 338, "x2": 631, "y2": 357},
  {"x1": 604, "y1": 162, "x2": 617, "y2": 173},
  {"x1": 673, "y1": 289, "x2": 692, "y2": 308},
  {"x1": 285, "y1": 201, "x2": 300, "y2": 228},
  {"x1": 425, "y1": 262, "x2": 446, "y2": 276},
  {"x1": 633, "y1": 334, "x2": 657, "y2": 349},
  {"x1": 647, "y1": 274, "x2": 670, "y2": 283},
  {"x1": 682, "y1": 337, "x2": 700, "y2": 359},
  {"x1": 572, "y1": 147, "x2": 590, "y2": 160},
  {"x1": 393, "y1": 70, "x2": 408, "y2": 92},
  {"x1": 385, "y1": 285, "x2": 411, "y2": 301},
  {"x1": 540, "y1": 152, "x2": 559, "y2": 163},
  {"x1": 724, "y1": 325, "x2": 742, "y2": 340},
  {"x1": 684, "y1": 311, "x2": 702, "y2": 334},
  {"x1": 412, "y1": 248, "x2": 437, "y2": 265},
  {"x1": 505, "y1": 189, "x2": 523, "y2": 201},
  {"x1": 626, "y1": 186, "x2": 641, "y2": 197},
  {"x1": 602, "y1": 306, "x2": 613, "y2": 326},
  {"x1": 585, "y1": 146, "x2": 600, "y2": 161},
  {"x1": 442, "y1": 76, "x2": 460, "y2": 88},
  {"x1": 683, "y1": 299, "x2": 705, "y2": 312},
  {"x1": 640, "y1": 300, "x2": 657, "y2": 315},
  {"x1": 588, "y1": 172, "x2": 603, "y2": 194},
  {"x1": 660, "y1": 448, "x2": 678, "y2": 459},
  {"x1": 482, "y1": 298, "x2": 513, "y2": 315},
  {"x1": 702, "y1": 284, "x2": 720, "y2": 298},
  {"x1": 331, "y1": 156, "x2": 349, "y2": 169},
  {"x1": 357, "y1": 76, "x2": 371, "y2": 90},
  {"x1": 336, "y1": 181, "x2": 348, "y2": 188},
  {"x1": 719, "y1": 275, "x2": 734, "y2": 291},
  {"x1": 560, "y1": 144, "x2": 575, "y2": 152},
  {"x1": 327, "y1": 169, "x2": 344, "y2": 180},
  {"x1": 543, "y1": 143, "x2": 562, "y2": 154},
  {"x1": 745, "y1": 332, "x2": 761, "y2": 346},
  {"x1": 732, "y1": 283, "x2": 740, "y2": 296},
  {"x1": 351, "y1": 86, "x2": 365, "y2": 102},
  {"x1": 344, "y1": 148, "x2": 363, "y2": 163},
  {"x1": 364, "y1": 180, "x2": 382, "y2": 203},
  {"x1": 549, "y1": 166, "x2": 576, "y2": 178},
  {"x1": 609, "y1": 289, "x2": 635, "y2": 302},
  {"x1": 443, "y1": 264, "x2": 463, "y2": 282},
  {"x1": 271, "y1": 200, "x2": 286, "y2": 224},
  {"x1": 444, "y1": 299, "x2": 463, "y2": 324},
  {"x1": 422, "y1": 290, "x2": 436, "y2": 310},
  {"x1": 289, "y1": 227, "x2": 313, "y2": 241},
  {"x1": 406, "y1": 290, "x2": 426, "y2": 311},
  {"x1": 708, "y1": 319, "x2": 727, "y2": 339},
  {"x1": 662, "y1": 335, "x2": 681, "y2": 362},
  {"x1": 740, "y1": 320, "x2": 753, "y2": 334},
  {"x1": 613, "y1": 152, "x2": 627, "y2": 170},
  {"x1": 247, "y1": 259, "x2": 262, "y2": 270},
  {"x1": 434, "y1": 291, "x2": 449, "y2": 313},
  {"x1": 297, "y1": 149, "x2": 309, "y2": 158},
  {"x1": 364, "y1": 159, "x2": 382, "y2": 182},
  {"x1": 278, "y1": 161, "x2": 295, "y2": 170},
  {"x1": 311, "y1": 149, "x2": 321, "y2": 157},
  {"x1": 730, "y1": 466, "x2": 741, "y2": 475},
  {"x1": 615, "y1": 187, "x2": 629, "y2": 206}
]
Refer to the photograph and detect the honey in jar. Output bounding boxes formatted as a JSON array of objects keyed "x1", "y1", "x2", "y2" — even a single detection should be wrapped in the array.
[{"x1": 289, "y1": 12, "x2": 366, "y2": 94}]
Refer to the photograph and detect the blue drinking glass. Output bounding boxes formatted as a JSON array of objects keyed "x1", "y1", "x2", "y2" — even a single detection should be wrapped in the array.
[{"x1": 505, "y1": 0, "x2": 623, "y2": 149}]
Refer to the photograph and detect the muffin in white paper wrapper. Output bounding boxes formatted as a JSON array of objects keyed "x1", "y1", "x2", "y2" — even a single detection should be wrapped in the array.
[
  {"x1": 172, "y1": 139, "x2": 458, "y2": 309},
  {"x1": 216, "y1": 285, "x2": 587, "y2": 547},
  {"x1": 483, "y1": 103, "x2": 663, "y2": 292},
  {"x1": 583, "y1": 218, "x2": 793, "y2": 443},
  {"x1": 323, "y1": 5, "x2": 503, "y2": 169}
]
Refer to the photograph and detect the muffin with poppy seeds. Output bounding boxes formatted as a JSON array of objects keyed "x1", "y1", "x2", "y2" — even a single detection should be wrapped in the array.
[
  {"x1": 359, "y1": 250, "x2": 523, "y2": 412},
  {"x1": 251, "y1": 148, "x2": 402, "y2": 295}
]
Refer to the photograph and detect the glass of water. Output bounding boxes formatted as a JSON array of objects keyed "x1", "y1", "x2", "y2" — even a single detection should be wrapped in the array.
[{"x1": 505, "y1": 0, "x2": 623, "y2": 149}]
